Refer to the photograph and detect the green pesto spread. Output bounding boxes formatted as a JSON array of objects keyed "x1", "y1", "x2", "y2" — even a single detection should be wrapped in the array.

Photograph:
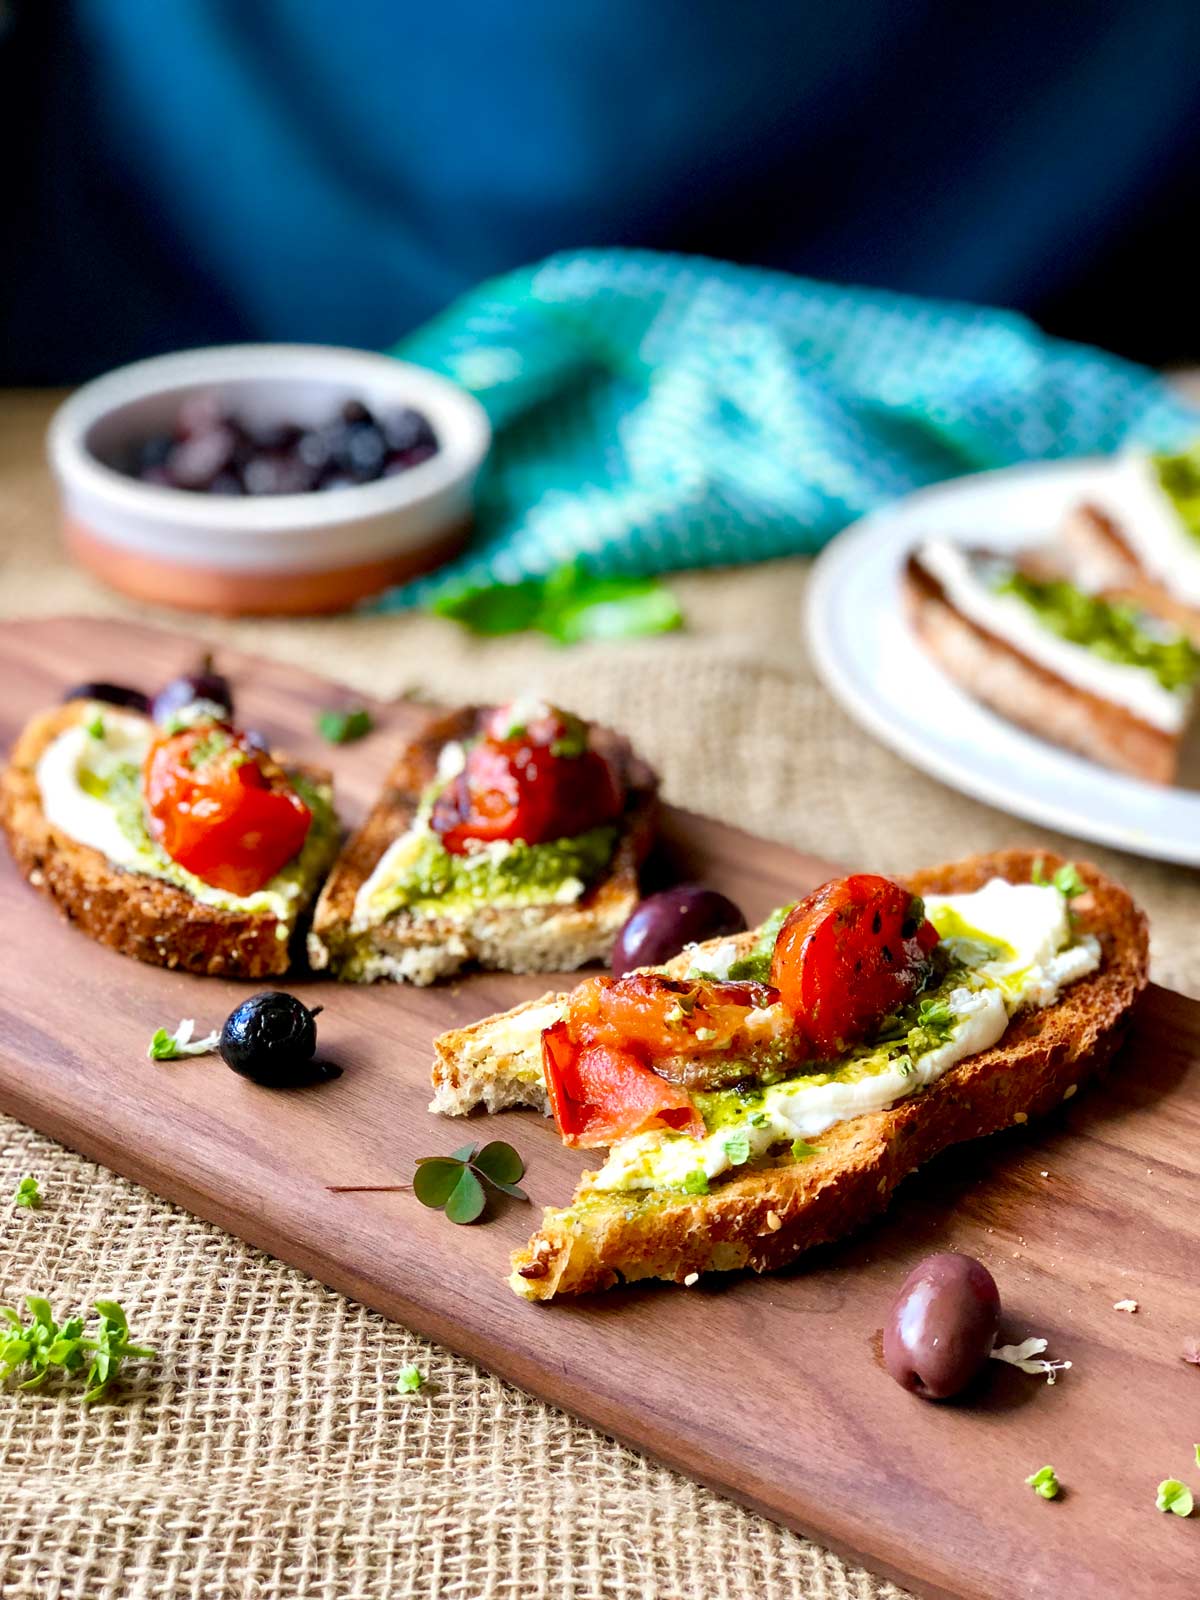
[
  {"x1": 1152, "y1": 442, "x2": 1200, "y2": 543},
  {"x1": 357, "y1": 823, "x2": 618, "y2": 924},
  {"x1": 81, "y1": 754, "x2": 337, "y2": 918},
  {"x1": 994, "y1": 569, "x2": 1200, "y2": 693}
]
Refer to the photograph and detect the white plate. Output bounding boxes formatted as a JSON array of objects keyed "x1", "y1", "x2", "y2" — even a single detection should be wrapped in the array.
[{"x1": 806, "y1": 458, "x2": 1200, "y2": 865}]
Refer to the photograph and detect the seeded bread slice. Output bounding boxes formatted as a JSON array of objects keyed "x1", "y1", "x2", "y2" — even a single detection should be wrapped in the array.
[
  {"x1": 428, "y1": 850, "x2": 1147, "y2": 1299},
  {"x1": 0, "y1": 702, "x2": 337, "y2": 978},
  {"x1": 1058, "y1": 503, "x2": 1200, "y2": 647},
  {"x1": 904, "y1": 550, "x2": 1182, "y2": 784},
  {"x1": 307, "y1": 707, "x2": 658, "y2": 986}
]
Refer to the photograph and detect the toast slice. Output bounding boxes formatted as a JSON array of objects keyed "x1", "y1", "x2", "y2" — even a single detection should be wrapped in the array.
[
  {"x1": 0, "y1": 701, "x2": 338, "y2": 978},
  {"x1": 431, "y1": 850, "x2": 1147, "y2": 1299},
  {"x1": 905, "y1": 541, "x2": 1196, "y2": 784},
  {"x1": 308, "y1": 706, "x2": 658, "y2": 986}
]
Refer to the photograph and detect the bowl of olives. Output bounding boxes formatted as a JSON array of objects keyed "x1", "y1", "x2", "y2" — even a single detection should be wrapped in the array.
[{"x1": 48, "y1": 344, "x2": 490, "y2": 616}]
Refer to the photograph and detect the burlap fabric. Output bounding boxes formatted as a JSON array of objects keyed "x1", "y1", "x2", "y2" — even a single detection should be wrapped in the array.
[{"x1": 2, "y1": 392, "x2": 1196, "y2": 1600}]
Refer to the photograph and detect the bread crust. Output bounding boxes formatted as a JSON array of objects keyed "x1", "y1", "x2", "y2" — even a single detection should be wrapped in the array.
[
  {"x1": 308, "y1": 706, "x2": 659, "y2": 984},
  {"x1": 0, "y1": 702, "x2": 334, "y2": 978},
  {"x1": 497, "y1": 849, "x2": 1147, "y2": 1299},
  {"x1": 1060, "y1": 504, "x2": 1200, "y2": 647},
  {"x1": 904, "y1": 553, "x2": 1179, "y2": 784}
]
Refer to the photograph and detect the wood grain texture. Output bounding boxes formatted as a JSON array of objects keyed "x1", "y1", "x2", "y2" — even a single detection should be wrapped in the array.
[{"x1": 1, "y1": 617, "x2": 1198, "y2": 1600}]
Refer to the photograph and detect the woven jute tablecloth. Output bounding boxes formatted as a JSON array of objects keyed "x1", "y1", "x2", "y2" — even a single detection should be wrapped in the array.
[{"x1": 2, "y1": 392, "x2": 1197, "y2": 1600}]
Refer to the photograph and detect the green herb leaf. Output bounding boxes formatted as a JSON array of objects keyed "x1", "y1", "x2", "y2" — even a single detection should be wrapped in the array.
[
  {"x1": 1195, "y1": 1444, "x2": 1200, "y2": 1470},
  {"x1": 147, "y1": 1020, "x2": 221, "y2": 1061},
  {"x1": 84, "y1": 713, "x2": 106, "y2": 740},
  {"x1": 1026, "y1": 1466, "x2": 1060, "y2": 1500},
  {"x1": 412, "y1": 1141, "x2": 530, "y2": 1224},
  {"x1": 412, "y1": 1159, "x2": 466, "y2": 1209},
  {"x1": 0, "y1": 1297, "x2": 152, "y2": 1402},
  {"x1": 13, "y1": 1176, "x2": 41, "y2": 1210},
  {"x1": 682, "y1": 1170, "x2": 710, "y2": 1195},
  {"x1": 395, "y1": 1364, "x2": 424, "y2": 1394},
  {"x1": 723, "y1": 1132, "x2": 751, "y2": 1167},
  {"x1": 443, "y1": 1167, "x2": 486, "y2": 1225},
  {"x1": 472, "y1": 1141, "x2": 526, "y2": 1188},
  {"x1": 1157, "y1": 1478, "x2": 1194, "y2": 1516},
  {"x1": 790, "y1": 1139, "x2": 820, "y2": 1161},
  {"x1": 316, "y1": 707, "x2": 373, "y2": 745},
  {"x1": 432, "y1": 562, "x2": 683, "y2": 646}
]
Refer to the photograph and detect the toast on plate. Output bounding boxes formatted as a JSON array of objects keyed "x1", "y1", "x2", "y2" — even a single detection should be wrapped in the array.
[
  {"x1": 308, "y1": 703, "x2": 658, "y2": 986},
  {"x1": 905, "y1": 539, "x2": 1200, "y2": 784},
  {"x1": 430, "y1": 849, "x2": 1147, "y2": 1299},
  {"x1": 0, "y1": 700, "x2": 338, "y2": 978}
]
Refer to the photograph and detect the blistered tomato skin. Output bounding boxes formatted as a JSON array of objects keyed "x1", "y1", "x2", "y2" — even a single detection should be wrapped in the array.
[
  {"x1": 770, "y1": 874, "x2": 939, "y2": 1054},
  {"x1": 430, "y1": 707, "x2": 624, "y2": 855},
  {"x1": 883, "y1": 1253, "x2": 1001, "y2": 1400},
  {"x1": 143, "y1": 724, "x2": 311, "y2": 896},
  {"x1": 611, "y1": 886, "x2": 747, "y2": 976}
]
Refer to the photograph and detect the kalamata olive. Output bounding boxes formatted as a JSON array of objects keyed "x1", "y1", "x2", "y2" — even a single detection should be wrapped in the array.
[
  {"x1": 61, "y1": 681, "x2": 151, "y2": 713},
  {"x1": 219, "y1": 991, "x2": 323, "y2": 1086},
  {"x1": 611, "y1": 885, "x2": 748, "y2": 976},
  {"x1": 883, "y1": 1252, "x2": 1001, "y2": 1400},
  {"x1": 151, "y1": 657, "x2": 234, "y2": 724}
]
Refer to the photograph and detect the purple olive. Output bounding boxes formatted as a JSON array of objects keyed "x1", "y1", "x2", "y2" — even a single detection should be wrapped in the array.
[
  {"x1": 611, "y1": 885, "x2": 747, "y2": 976},
  {"x1": 883, "y1": 1252, "x2": 1000, "y2": 1400},
  {"x1": 62, "y1": 681, "x2": 151, "y2": 714},
  {"x1": 151, "y1": 657, "x2": 234, "y2": 725}
]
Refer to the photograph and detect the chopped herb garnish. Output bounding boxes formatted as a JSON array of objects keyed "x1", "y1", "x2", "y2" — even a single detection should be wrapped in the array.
[
  {"x1": 316, "y1": 707, "x2": 373, "y2": 745},
  {"x1": 1156, "y1": 1479, "x2": 1194, "y2": 1517},
  {"x1": 84, "y1": 713, "x2": 106, "y2": 740},
  {"x1": 185, "y1": 727, "x2": 233, "y2": 768},
  {"x1": 0, "y1": 1296, "x2": 153, "y2": 1402},
  {"x1": 1026, "y1": 1466, "x2": 1060, "y2": 1500},
  {"x1": 724, "y1": 1132, "x2": 751, "y2": 1167},
  {"x1": 395, "y1": 1364, "x2": 424, "y2": 1394},
  {"x1": 682, "y1": 1169, "x2": 710, "y2": 1195},
  {"x1": 412, "y1": 1141, "x2": 528, "y2": 1225},
  {"x1": 12, "y1": 1176, "x2": 41, "y2": 1210},
  {"x1": 1031, "y1": 858, "x2": 1086, "y2": 900},
  {"x1": 727, "y1": 902, "x2": 795, "y2": 983},
  {"x1": 147, "y1": 1020, "x2": 221, "y2": 1061},
  {"x1": 790, "y1": 1138, "x2": 820, "y2": 1161}
]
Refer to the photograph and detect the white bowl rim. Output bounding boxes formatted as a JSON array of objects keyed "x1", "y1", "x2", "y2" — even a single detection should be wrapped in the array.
[{"x1": 47, "y1": 343, "x2": 491, "y2": 535}]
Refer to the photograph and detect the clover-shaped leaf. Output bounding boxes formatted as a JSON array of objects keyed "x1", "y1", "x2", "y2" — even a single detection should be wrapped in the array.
[{"x1": 412, "y1": 1141, "x2": 528, "y2": 1226}]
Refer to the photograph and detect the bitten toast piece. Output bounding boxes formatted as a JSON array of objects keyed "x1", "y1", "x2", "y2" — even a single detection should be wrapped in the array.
[
  {"x1": 308, "y1": 706, "x2": 658, "y2": 986},
  {"x1": 0, "y1": 702, "x2": 337, "y2": 978},
  {"x1": 431, "y1": 850, "x2": 1147, "y2": 1299},
  {"x1": 904, "y1": 546, "x2": 1188, "y2": 784}
]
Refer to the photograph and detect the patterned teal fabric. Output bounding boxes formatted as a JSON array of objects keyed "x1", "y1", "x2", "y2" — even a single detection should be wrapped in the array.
[{"x1": 382, "y1": 249, "x2": 1199, "y2": 609}]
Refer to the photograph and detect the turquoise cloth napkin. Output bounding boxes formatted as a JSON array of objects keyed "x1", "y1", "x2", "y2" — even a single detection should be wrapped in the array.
[{"x1": 382, "y1": 248, "x2": 1199, "y2": 609}]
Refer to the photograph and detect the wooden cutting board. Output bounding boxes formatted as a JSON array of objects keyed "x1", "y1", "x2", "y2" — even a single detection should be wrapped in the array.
[{"x1": 1, "y1": 616, "x2": 1198, "y2": 1600}]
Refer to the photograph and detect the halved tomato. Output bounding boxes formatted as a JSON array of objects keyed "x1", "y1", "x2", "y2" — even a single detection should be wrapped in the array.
[
  {"x1": 769, "y1": 874, "x2": 938, "y2": 1055},
  {"x1": 143, "y1": 724, "x2": 312, "y2": 896},
  {"x1": 566, "y1": 972, "x2": 780, "y2": 1058},
  {"x1": 542, "y1": 1020, "x2": 705, "y2": 1148},
  {"x1": 430, "y1": 704, "x2": 624, "y2": 855}
]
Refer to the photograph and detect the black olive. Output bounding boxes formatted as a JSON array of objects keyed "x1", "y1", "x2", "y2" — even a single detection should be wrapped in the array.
[
  {"x1": 883, "y1": 1252, "x2": 1001, "y2": 1400},
  {"x1": 151, "y1": 656, "x2": 234, "y2": 724},
  {"x1": 62, "y1": 681, "x2": 151, "y2": 713},
  {"x1": 219, "y1": 992, "x2": 324, "y2": 1087}
]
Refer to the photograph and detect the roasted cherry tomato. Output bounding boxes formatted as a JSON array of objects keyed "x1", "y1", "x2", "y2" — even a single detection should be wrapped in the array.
[
  {"x1": 567, "y1": 973, "x2": 780, "y2": 1059},
  {"x1": 430, "y1": 703, "x2": 624, "y2": 855},
  {"x1": 143, "y1": 723, "x2": 311, "y2": 896},
  {"x1": 541, "y1": 1021, "x2": 704, "y2": 1147},
  {"x1": 769, "y1": 874, "x2": 939, "y2": 1055}
]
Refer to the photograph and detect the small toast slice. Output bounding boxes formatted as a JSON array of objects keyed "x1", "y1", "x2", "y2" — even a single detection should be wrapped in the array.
[
  {"x1": 431, "y1": 850, "x2": 1147, "y2": 1299},
  {"x1": 308, "y1": 707, "x2": 658, "y2": 986},
  {"x1": 905, "y1": 542, "x2": 1192, "y2": 784},
  {"x1": 0, "y1": 701, "x2": 337, "y2": 979}
]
